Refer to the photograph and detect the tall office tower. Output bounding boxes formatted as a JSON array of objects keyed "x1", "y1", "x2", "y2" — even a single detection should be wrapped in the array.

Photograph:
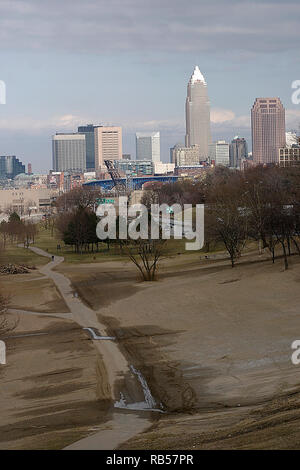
[
  {"x1": 185, "y1": 66, "x2": 211, "y2": 159},
  {"x1": 78, "y1": 124, "x2": 96, "y2": 170},
  {"x1": 27, "y1": 163, "x2": 32, "y2": 175},
  {"x1": 136, "y1": 132, "x2": 160, "y2": 162},
  {"x1": 251, "y1": 98, "x2": 286, "y2": 165},
  {"x1": 0, "y1": 155, "x2": 25, "y2": 179},
  {"x1": 94, "y1": 126, "x2": 122, "y2": 170},
  {"x1": 229, "y1": 136, "x2": 248, "y2": 168},
  {"x1": 209, "y1": 141, "x2": 230, "y2": 166},
  {"x1": 52, "y1": 133, "x2": 86, "y2": 172}
]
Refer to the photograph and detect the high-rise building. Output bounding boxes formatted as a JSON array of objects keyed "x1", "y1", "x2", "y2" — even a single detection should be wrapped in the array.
[
  {"x1": 0, "y1": 155, "x2": 25, "y2": 179},
  {"x1": 185, "y1": 66, "x2": 211, "y2": 159},
  {"x1": 229, "y1": 137, "x2": 248, "y2": 168},
  {"x1": 27, "y1": 163, "x2": 32, "y2": 175},
  {"x1": 209, "y1": 141, "x2": 230, "y2": 167},
  {"x1": 251, "y1": 98, "x2": 286, "y2": 165},
  {"x1": 171, "y1": 145, "x2": 200, "y2": 167},
  {"x1": 78, "y1": 124, "x2": 96, "y2": 170},
  {"x1": 52, "y1": 133, "x2": 86, "y2": 172},
  {"x1": 136, "y1": 132, "x2": 160, "y2": 162},
  {"x1": 279, "y1": 146, "x2": 300, "y2": 168},
  {"x1": 94, "y1": 126, "x2": 122, "y2": 170}
]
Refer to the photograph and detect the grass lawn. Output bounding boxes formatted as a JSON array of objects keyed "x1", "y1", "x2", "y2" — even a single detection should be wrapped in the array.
[
  {"x1": 33, "y1": 227, "x2": 224, "y2": 264},
  {"x1": 33, "y1": 227, "x2": 129, "y2": 264},
  {"x1": 0, "y1": 243, "x2": 49, "y2": 267},
  {"x1": 3, "y1": 226, "x2": 258, "y2": 267}
]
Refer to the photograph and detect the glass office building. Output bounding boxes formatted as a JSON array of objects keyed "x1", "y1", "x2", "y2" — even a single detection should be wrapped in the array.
[
  {"x1": 52, "y1": 133, "x2": 86, "y2": 172},
  {"x1": 78, "y1": 124, "x2": 96, "y2": 170},
  {"x1": 136, "y1": 132, "x2": 160, "y2": 162},
  {"x1": 0, "y1": 155, "x2": 25, "y2": 179}
]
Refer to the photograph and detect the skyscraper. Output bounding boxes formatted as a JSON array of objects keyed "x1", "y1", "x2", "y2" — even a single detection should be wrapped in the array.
[
  {"x1": 78, "y1": 124, "x2": 96, "y2": 170},
  {"x1": 251, "y1": 98, "x2": 286, "y2": 165},
  {"x1": 136, "y1": 132, "x2": 160, "y2": 162},
  {"x1": 94, "y1": 126, "x2": 122, "y2": 170},
  {"x1": 209, "y1": 141, "x2": 230, "y2": 167},
  {"x1": 229, "y1": 136, "x2": 248, "y2": 168},
  {"x1": 185, "y1": 66, "x2": 211, "y2": 159},
  {"x1": 52, "y1": 133, "x2": 86, "y2": 172}
]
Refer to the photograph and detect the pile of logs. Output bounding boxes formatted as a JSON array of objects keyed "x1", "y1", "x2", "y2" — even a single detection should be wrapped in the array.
[{"x1": 0, "y1": 264, "x2": 36, "y2": 275}]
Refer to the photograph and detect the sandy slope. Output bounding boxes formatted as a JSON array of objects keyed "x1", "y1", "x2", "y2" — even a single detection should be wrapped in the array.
[
  {"x1": 0, "y1": 312, "x2": 111, "y2": 449},
  {"x1": 61, "y1": 253, "x2": 300, "y2": 449}
]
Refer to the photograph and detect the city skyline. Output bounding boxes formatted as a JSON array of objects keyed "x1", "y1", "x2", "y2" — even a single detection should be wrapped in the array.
[{"x1": 0, "y1": 0, "x2": 299, "y2": 171}]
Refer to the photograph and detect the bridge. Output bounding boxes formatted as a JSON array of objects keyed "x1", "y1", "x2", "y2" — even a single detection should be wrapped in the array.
[{"x1": 83, "y1": 175, "x2": 179, "y2": 191}]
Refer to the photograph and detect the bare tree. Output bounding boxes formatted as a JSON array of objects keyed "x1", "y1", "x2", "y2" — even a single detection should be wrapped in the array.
[
  {"x1": 19, "y1": 221, "x2": 38, "y2": 248},
  {"x1": 122, "y1": 237, "x2": 167, "y2": 281},
  {"x1": 55, "y1": 187, "x2": 102, "y2": 213},
  {"x1": 208, "y1": 203, "x2": 247, "y2": 267}
]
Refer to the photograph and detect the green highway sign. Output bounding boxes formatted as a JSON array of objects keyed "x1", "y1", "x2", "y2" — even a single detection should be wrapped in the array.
[{"x1": 97, "y1": 198, "x2": 115, "y2": 204}]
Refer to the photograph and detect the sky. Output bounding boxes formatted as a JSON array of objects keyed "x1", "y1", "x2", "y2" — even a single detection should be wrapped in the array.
[{"x1": 0, "y1": 0, "x2": 300, "y2": 172}]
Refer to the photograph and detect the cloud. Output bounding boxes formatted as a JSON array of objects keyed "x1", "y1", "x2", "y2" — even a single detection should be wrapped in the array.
[
  {"x1": 0, "y1": 114, "x2": 85, "y2": 133},
  {"x1": 0, "y1": 109, "x2": 250, "y2": 134},
  {"x1": 211, "y1": 109, "x2": 235, "y2": 123},
  {"x1": 0, "y1": 0, "x2": 299, "y2": 56},
  {"x1": 0, "y1": 107, "x2": 298, "y2": 141},
  {"x1": 286, "y1": 109, "x2": 300, "y2": 130}
]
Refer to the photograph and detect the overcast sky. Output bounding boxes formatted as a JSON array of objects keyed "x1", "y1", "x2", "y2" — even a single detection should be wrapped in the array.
[{"x1": 0, "y1": 0, "x2": 299, "y2": 171}]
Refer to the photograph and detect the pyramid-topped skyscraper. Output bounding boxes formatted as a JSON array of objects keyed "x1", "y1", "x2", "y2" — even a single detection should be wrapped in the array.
[{"x1": 185, "y1": 66, "x2": 211, "y2": 159}]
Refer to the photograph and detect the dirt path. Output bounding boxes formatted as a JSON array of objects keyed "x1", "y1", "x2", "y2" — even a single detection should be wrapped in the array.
[{"x1": 26, "y1": 246, "x2": 153, "y2": 450}]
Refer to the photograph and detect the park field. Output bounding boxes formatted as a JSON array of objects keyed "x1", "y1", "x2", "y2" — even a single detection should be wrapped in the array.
[
  {"x1": 32, "y1": 225, "x2": 226, "y2": 264},
  {"x1": 1, "y1": 231, "x2": 300, "y2": 449},
  {"x1": 57, "y1": 248, "x2": 300, "y2": 449}
]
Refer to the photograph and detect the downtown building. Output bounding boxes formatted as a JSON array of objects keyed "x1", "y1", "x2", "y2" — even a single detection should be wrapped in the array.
[
  {"x1": 279, "y1": 133, "x2": 300, "y2": 168},
  {"x1": 279, "y1": 146, "x2": 300, "y2": 168},
  {"x1": 251, "y1": 98, "x2": 286, "y2": 165},
  {"x1": 136, "y1": 132, "x2": 160, "y2": 162},
  {"x1": 0, "y1": 187, "x2": 57, "y2": 215},
  {"x1": 78, "y1": 124, "x2": 96, "y2": 171},
  {"x1": 209, "y1": 141, "x2": 230, "y2": 167},
  {"x1": 52, "y1": 133, "x2": 86, "y2": 172},
  {"x1": 171, "y1": 144, "x2": 200, "y2": 166},
  {"x1": 114, "y1": 159, "x2": 154, "y2": 176},
  {"x1": 185, "y1": 66, "x2": 211, "y2": 159},
  {"x1": 94, "y1": 126, "x2": 122, "y2": 170},
  {"x1": 0, "y1": 155, "x2": 25, "y2": 179},
  {"x1": 229, "y1": 137, "x2": 248, "y2": 168}
]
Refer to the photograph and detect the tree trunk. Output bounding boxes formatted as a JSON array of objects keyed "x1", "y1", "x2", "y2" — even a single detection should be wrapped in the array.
[{"x1": 281, "y1": 243, "x2": 288, "y2": 270}]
